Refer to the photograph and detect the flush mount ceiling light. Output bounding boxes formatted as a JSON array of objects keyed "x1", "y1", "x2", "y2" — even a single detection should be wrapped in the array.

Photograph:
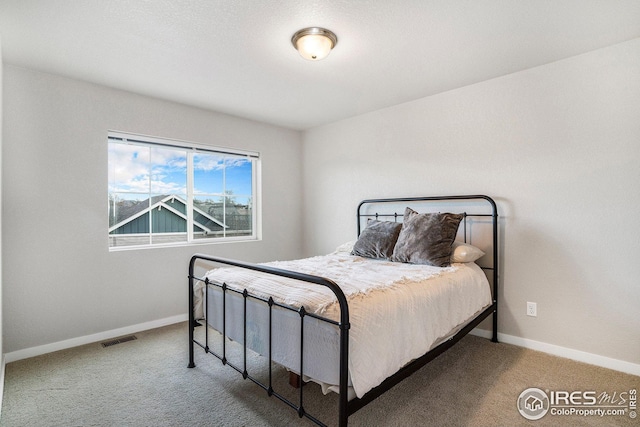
[{"x1": 291, "y1": 27, "x2": 338, "y2": 61}]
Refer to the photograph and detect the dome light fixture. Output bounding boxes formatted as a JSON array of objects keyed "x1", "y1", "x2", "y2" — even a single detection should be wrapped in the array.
[{"x1": 291, "y1": 27, "x2": 338, "y2": 61}]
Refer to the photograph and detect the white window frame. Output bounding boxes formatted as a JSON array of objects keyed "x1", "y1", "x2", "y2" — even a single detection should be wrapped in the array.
[{"x1": 108, "y1": 131, "x2": 261, "y2": 251}]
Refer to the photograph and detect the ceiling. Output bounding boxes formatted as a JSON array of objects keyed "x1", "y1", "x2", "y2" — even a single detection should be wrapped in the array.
[{"x1": 1, "y1": 0, "x2": 640, "y2": 130}]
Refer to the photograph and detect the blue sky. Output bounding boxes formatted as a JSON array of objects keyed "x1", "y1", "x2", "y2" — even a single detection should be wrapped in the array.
[{"x1": 109, "y1": 142, "x2": 253, "y2": 200}]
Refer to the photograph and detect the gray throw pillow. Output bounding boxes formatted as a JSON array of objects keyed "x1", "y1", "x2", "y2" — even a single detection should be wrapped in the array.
[
  {"x1": 351, "y1": 220, "x2": 403, "y2": 260},
  {"x1": 391, "y1": 208, "x2": 463, "y2": 267}
]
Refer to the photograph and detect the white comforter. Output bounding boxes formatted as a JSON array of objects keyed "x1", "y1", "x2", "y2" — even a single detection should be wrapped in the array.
[{"x1": 197, "y1": 251, "x2": 491, "y2": 398}]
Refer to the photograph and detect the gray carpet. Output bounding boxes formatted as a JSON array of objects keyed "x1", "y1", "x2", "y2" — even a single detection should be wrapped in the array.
[{"x1": 1, "y1": 322, "x2": 638, "y2": 426}]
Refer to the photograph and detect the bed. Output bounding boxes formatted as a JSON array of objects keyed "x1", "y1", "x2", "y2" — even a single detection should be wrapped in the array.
[{"x1": 188, "y1": 195, "x2": 499, "y2": 426}]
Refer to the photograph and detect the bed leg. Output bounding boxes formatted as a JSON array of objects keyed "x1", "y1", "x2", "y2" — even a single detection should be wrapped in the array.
[
  {"x1": 492, "y1": 303, "x2": 499, "y2": 343},
  {"x1": 289, "y1": 372, "x2": 301, "y2": 389},
  {"x1": 188, "y1": 315, "x2": 196, "y2": 368}
]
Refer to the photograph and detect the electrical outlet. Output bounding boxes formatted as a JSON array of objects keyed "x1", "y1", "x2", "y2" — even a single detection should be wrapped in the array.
[{"x1": 527, "y1": 302, "x2": 537, "y2": 317}]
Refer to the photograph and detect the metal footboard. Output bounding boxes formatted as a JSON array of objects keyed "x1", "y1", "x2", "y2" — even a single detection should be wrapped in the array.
[{"x1": 188, "y1": 254, "x2": 351, "y2": 427}]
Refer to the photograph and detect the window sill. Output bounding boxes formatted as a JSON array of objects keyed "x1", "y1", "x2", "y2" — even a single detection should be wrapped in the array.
[{"x1": 108, "y1": 236, "x2": 261, "y2": 252}]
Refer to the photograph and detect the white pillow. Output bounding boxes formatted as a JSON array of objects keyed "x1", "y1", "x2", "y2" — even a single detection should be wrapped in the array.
[
  {"x1": 334, "y1": 240, "x2": 356, "y2": 254},
  {"x1": 450, "y1": 242, "x2": 485, "y2": 263}
]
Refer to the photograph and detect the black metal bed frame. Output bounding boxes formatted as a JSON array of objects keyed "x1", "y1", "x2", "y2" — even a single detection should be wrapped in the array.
[{"x1": 188, "y1": 195, "x2": 499, "y2": 426}]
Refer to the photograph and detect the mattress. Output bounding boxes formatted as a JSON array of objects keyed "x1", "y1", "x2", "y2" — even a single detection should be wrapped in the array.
[{"x1": 194, "y1": 250, "x2": 492, "y2": 399}]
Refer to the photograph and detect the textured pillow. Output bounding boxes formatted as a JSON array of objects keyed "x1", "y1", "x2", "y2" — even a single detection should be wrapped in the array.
[
  {"x1": 391, "y1": 208, "x2": 463, "y2": 267},
  {"x1": 351, "y1": 219, "x2": 403, "y2": 260},
  {"x1": 451, "y1": 242, "x2": 485, "y2": 263}
]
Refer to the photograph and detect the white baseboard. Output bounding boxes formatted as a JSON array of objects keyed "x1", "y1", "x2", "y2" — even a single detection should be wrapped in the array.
[
  {"x1": 471, "y1": 328, "x2": 640, "y2": 377},
  {"x1": 4, "y1": 314, "x2": 188, "y2": 363}
]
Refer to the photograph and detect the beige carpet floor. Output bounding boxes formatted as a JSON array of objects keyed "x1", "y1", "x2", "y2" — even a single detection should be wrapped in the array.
[{"x1": 1, "y1": 322, "x2": 638, "y2": 426}]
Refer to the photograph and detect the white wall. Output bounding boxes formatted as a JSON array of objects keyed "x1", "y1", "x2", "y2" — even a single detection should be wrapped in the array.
[
  {"x1": 2, "y1": 66, "x2": 303, "y2": 354},
  {"x1": 302, "y1": 38, "x2": 640, "y2": 367}
]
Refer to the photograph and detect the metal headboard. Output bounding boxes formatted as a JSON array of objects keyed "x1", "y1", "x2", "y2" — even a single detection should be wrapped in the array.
[{"x1": 356, "y1": 195, "x2": 499, "y2": 333}]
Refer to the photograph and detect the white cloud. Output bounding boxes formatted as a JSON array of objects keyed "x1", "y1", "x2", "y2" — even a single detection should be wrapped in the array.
[{"x1": 109, "y1": 143, "x2": 186, "y2": 193}]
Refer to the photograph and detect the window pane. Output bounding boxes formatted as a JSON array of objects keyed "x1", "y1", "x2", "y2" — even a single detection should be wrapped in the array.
[
  {"x1": 226, "y1": 196, "x2": 253, "y2": 237},
  {"x1": 150, "y1": 146, "x2": 187, "y2": 195},
  {"x1": 192, "y1": 196, "x2": 224, "y2": 239},
  {"x1": 108, "y1": 193, "x2": 151, "y2": 247},
  {"x1": 193, "y1": 153, "x2": 224, "y2": 195},
  {"x1": 225, "y1": 157, "x2": 252, "y2": 196},
  {"x1": 108, "y1": 143, "x2": 150, "y2": 193},
  {"x1": 150, "y1": 194, "x2": 188, "y2": 244}
]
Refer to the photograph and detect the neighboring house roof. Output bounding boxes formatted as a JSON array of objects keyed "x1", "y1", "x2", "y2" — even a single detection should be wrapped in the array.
[{"x1": 109, "y1": 194, "x2": 227, "y2": 235}]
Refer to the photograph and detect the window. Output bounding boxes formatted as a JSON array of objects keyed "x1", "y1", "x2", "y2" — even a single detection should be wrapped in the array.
[{"x1": 108, "y1": 132, "x2": 259, "y2": 249}]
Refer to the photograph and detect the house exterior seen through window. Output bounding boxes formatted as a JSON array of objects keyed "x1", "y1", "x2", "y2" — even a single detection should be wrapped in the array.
[{"x1": 108, "y1": 132, "x2": 259, "y2": 249}]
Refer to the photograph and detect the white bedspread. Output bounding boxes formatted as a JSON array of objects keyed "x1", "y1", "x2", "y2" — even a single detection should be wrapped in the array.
[{"x1": 197, "y1": 253, "x2": 491, "y2": 398}]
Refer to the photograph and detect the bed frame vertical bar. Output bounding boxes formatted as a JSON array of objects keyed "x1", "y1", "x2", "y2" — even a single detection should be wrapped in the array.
[
  {"x1": 462, "y1": 212, "x2": 468, "y2": 243},
  {"x1": 490, "y1": 198, "x2": 499, "y2": 343},
  {"x1": 243, "y1": 289, "x2": 249, "y2": 378},
  {"x1": 222, "y1": 283, "x2": 227, "y2": 364},
  {"x1": 338, "y1": 321, "x2": 349, "y2": 427},
  {"x1": 268, "y1": 297, "x2": 274, "y2": 395},
  {"x1": 188, "y1": 259, "x2": 196, "y2": 369},
  {"x1": 298, "y1": 306, "x2": 306, "y2": 418},
  {"x1": 205, "y1": 279, "x2": 209, "y2": 352}
]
